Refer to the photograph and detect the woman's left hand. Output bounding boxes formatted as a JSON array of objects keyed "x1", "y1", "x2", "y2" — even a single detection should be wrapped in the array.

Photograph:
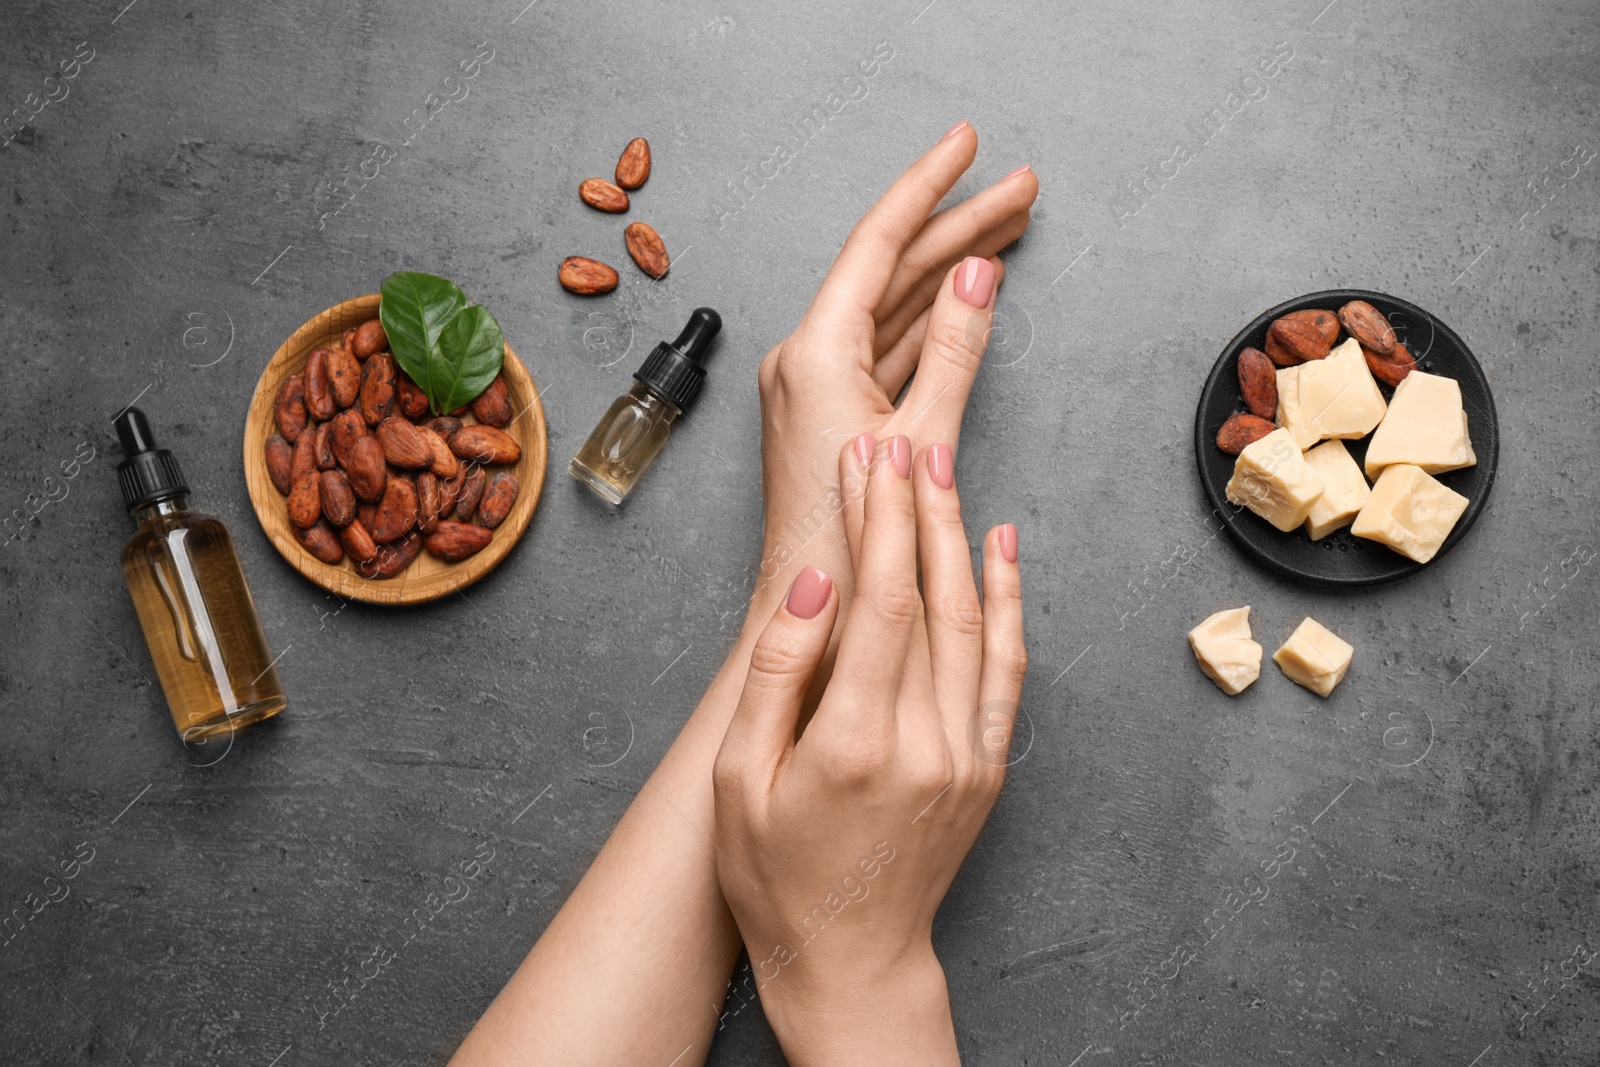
[{"x1": 712, "y1": 433, "x2": 1026, "y2": 1066}]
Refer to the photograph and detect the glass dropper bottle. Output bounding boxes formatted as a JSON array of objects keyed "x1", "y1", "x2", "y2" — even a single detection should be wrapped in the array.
[
  {"x1": 116, "y1": 407, "x2": 286, "y2": 745},
  {"x1": 569, "y1": 307, "x2": 721, "y2": 504}
]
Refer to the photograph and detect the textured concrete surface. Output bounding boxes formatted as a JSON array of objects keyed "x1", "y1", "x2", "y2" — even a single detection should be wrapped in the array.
[{"x1": 3, "y1": 0, "x2": 1598, "y2": 1063}]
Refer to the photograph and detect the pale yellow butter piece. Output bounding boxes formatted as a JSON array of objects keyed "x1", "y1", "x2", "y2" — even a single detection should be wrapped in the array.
[
  {"x1": 1187, "y1": 607, "x2": 1262, "y2": 695},
  {"x1": 1349, "y1": 463, "x2": 1469, "y2": 563},
  {"x1": 1273, "y1": 617, "x2": 1353, "y2": 697},
  {"x1": 1363, "y1": 369, "x2": 1476, "y2": 479},
  {"x1": 1275, "y1": 338, "x2": 1388, "y2": 450},
  {"x1": 1274, "y1": 365, "x2": 1309, "y2": 447},
  {"x1": 1301, "y1": 439, "x2": 1370, "y2": 540},
  {"x1": 1225, "y1": 428, "x2": 1325, "y2": 532}
]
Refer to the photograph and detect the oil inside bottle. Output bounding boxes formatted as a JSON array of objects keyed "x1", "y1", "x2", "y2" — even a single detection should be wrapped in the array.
[
  {"x1": 569, "y1": 382, "x2": 679, "y2": 505},
  {"x1": 123, "y1": 499, "x2": 286, "y2": 741}
]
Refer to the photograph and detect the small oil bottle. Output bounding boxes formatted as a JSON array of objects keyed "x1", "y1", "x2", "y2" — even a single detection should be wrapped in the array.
[
  {"x1": 115, "y1": 408, "x2": 286, "y2": 744},
  {"x1": 570, "y1": 307, "x2": 721, "y2": 504}
]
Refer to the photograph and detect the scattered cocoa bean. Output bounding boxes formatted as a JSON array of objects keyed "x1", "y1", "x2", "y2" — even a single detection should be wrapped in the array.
[
  {"x1": 579, "y1": 177, "x2": 630, "y2": 213},
  {"x1": 624, "y1": 222, "x2": 670, "y2": 279},
  {"x1": 559, "y1": 256, "x2": 619, "y2": 295},
  {"x1": 615, "y1": 137, "x2": 651, "y2": 190}
]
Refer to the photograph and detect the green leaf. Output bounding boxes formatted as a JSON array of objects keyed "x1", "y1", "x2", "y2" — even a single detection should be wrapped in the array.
[
  {"x1": 379, "y1": 272, "x2": 466, "y2": 402},
  {"x1": 431, "y1": 304, "x2": 506, "y2": 415}
]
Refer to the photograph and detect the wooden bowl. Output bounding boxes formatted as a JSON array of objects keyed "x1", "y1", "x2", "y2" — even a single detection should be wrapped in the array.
[{"x1": 243, "y1": 293, "x2": 547, "y2": 605}]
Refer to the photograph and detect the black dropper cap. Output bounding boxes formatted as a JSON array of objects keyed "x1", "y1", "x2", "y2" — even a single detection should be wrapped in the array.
[
  {"x1": 114, "y1": 407, "x2": 189, "y2": 511},
  {"x1": 633, "y1": 308, "x2": 721, "y2": 412}
]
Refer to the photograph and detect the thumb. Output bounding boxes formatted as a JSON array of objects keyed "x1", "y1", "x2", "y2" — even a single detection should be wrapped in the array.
[{"x1": 717, "y1": 567, "x2": 839, "y2": 792}]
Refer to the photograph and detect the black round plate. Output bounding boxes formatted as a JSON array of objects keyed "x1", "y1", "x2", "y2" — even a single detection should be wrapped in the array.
[{"x1": 1195, "y1": 289, "x2": 1499, "y2": 586}]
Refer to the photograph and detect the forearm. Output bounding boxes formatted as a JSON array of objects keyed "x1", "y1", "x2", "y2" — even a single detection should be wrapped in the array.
[{"x1": 450, "y1": 591, "x2": 782, "y2": 1066}]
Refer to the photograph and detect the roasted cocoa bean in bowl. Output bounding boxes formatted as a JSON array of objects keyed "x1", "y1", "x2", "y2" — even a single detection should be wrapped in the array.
[{"x1": 244, "y1": 293, "x2": 549, "y2": 605}]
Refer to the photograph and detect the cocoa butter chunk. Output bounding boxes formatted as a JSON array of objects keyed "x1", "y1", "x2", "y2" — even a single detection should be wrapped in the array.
[
  {"x1": 1361, "y1": 370, "x2": 1476, "y2": 480},
  {"x1": 1187, "y1": 607, "x2": 1262, "y2": 696},
  {"x1": 1273, "y1": 618, "x2": 1353, "y2": 697},
  {"x1": 1274, "y1": 339, "x2": 1387, "y2": 450},
  {"x1": 1300, "y1": 439, "x2": 1370, "y2": 541},
  {"x1": 1349, "y1": 463, "x2": 1468, "y2": 564},
  {"x1": 1224, "y1": 428, "x2": 1325, "y2": 533}
]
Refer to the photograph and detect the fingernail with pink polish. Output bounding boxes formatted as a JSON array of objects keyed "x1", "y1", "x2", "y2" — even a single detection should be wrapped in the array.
[
  {"x1": 853, "y1": 432, "x2": 877, "y2": 468},
  {"x1": 941, "y1": 120, "x2": 969, "y2": 141},
  {"x1": 1004, "y1": 164, "x2": 1031, "y2": 180},
  {"x1": 787, "y1": 566, "x2": 832, "y2": 620},
  {"x1": 888, "y1": 435, "x2": 911, "y2": 478},
  {"x1": 928, "y1": 444, "x2": 954, "y2": 490},
  {"x1": 954, "y1": 256, "x2": 996, "y2": 309},
  {"x1": 997, "y1": 524, "x2": 1018, "y2": 564}
]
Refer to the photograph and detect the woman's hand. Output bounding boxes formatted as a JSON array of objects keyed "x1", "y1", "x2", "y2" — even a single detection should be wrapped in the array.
[
  {"x1": 451, "y1": 131, "x2": 1031, "y2": 1067},
  {"x1": 750, "y1": 121, "x2": 1035, "y2": 621},
  {"x1": 712, "y1": 434, "x2": 1026, "y2": 1066}
]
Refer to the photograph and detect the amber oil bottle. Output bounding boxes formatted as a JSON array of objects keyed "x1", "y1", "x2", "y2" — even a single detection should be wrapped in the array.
[
  {"x1": 116, "y1": 408, "x2": 285, "y2": 743},
  {"x1": 570, "y1": 308, "x2": 721, "y2": 504}
]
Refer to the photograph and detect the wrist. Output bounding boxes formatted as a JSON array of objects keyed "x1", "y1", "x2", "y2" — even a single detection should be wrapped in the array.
[
  {"x1": 756, "y1": 943, "x2": 958, "y2": 1066},
  {"x1": 741, "y1": 533, "x2": 851, "y2": 640}
]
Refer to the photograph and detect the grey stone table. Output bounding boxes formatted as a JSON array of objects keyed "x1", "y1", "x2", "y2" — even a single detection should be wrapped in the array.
[{"x1": 3, "y1": 1, "x2": 1597, "y2": 1063}]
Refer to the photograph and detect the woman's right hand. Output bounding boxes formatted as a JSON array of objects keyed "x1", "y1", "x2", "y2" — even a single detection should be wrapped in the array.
[
  {"x1": 748, "y1": 122, "x2": 1035, "y2": 623},
  {"x1": 712, "y1": 433, "x2": 1026, "y2": 1066}
]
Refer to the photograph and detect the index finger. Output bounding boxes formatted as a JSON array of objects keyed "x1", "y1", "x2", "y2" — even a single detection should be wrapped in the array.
[
  {"x1": 810, "y1": 122, "x2": 979, "y2": 322},
  {"x1": 814, "y1": 435, "x2": 918, "y2": 742}
]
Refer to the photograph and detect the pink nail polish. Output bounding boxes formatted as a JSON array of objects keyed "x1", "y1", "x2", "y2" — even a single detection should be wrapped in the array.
[
  {"x1": 853, "y1": 432, "x2": 877, "y2": 468},
  {"x1": 787, "y1": 566, "x2": 832, "y2": 620},
  {"x1": 928, "y1": 444, "x2": 953, "y2": 490},
  {"x1": 1004, "y1": 164, "x2": 1031, "y2": 180},
  {"x1": 997, "y1": 524, "x2": 1018, "y2": 564},
  {"x1": 953, "y1": 256, "x2": 996, "y2": 309},
  {"x1": 888, "y1": 435, "x2": 911, "y2": 478},
  {"x1": 941, "y1": 120, "x2": 969, "y2": 141}
]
